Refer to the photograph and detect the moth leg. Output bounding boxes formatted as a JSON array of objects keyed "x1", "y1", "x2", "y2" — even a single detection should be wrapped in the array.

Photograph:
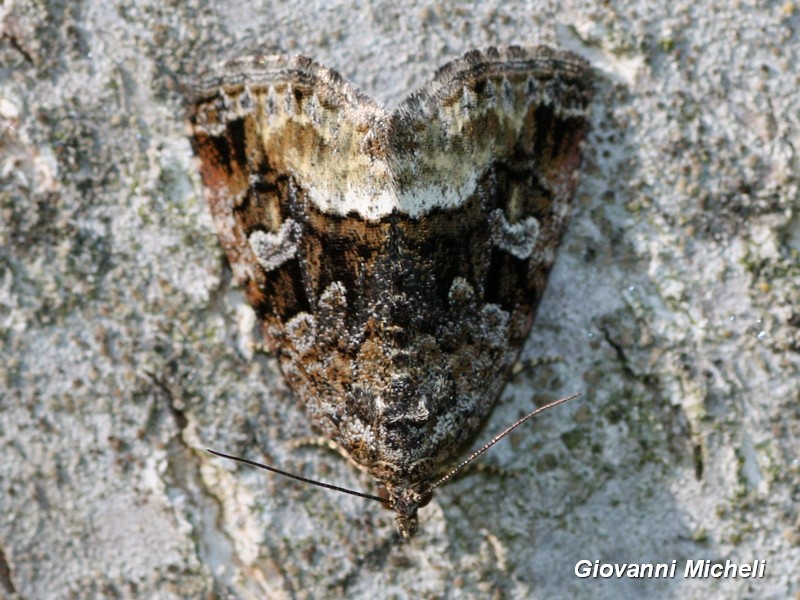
[
  {"x1": 510, "y1": 355, "x2": 564, "y2": 376},
  {"x1": 286, "y1": 435, "x2": 353, "y2": 462},
  {"x1": 251, "y1": 342, "x2": 273, "y2": 356}
]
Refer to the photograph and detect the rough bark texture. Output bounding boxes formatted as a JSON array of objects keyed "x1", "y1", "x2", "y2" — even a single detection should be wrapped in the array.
[{"x1": 1, "y1": 1, "x2": 798, "y2": 598}]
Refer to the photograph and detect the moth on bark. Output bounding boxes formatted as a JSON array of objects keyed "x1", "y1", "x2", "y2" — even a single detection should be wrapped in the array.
[{"x1": 187, "y1": 46, "x2": 593, "y2": 538}]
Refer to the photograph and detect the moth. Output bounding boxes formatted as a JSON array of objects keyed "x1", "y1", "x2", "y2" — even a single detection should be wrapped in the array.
[{"x1": 187, "y1": 46, "x2": 593, "y2": 538}]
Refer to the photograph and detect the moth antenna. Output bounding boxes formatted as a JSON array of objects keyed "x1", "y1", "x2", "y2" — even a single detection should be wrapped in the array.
[
  {"x1": 429, "y1": 392, "x2": 581, "y2": 492},
  {"x1": 206, "y1": 449, "x2": 386, "y2": 504}
]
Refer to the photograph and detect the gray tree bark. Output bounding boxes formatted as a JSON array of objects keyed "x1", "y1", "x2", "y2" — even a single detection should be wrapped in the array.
[{"x1": 1, "y1": 0, "x2": 797, "y2": 598}]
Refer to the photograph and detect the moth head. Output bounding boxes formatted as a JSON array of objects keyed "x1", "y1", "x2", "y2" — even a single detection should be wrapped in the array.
[
  {"x1": 379, "y1": 484, "x2": 433, "y2": 539},
  {"x1": 375, "y1": 393, "x2": 581, "y2": 538}
]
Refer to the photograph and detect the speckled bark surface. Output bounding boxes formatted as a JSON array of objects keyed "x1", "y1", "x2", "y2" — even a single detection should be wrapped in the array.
[{"x1": 0, "y1": 1, "x2": 798, "y2": 598}]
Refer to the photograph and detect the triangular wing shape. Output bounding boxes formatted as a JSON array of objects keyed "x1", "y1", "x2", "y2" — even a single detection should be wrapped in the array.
[{"x1": 187, "y1": 46, "x2": 592, "y2": 502}]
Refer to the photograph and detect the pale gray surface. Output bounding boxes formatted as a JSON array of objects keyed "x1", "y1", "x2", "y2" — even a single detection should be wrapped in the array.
[{"x1": 1, "y1": 1, "x2": 798, "y2": 599}]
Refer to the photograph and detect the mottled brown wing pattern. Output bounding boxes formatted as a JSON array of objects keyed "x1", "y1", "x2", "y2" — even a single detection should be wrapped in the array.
[{"x1": 188, "y1": 46, "x2": 592, "y2": 538}]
